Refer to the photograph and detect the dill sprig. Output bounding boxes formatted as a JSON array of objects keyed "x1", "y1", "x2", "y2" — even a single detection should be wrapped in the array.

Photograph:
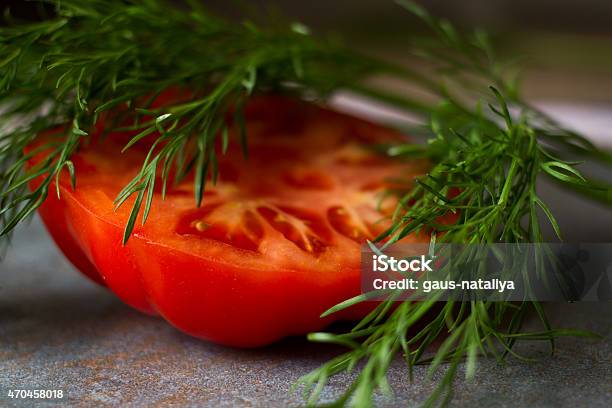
[
  {"x1": 295, "y1": 2, "x2": 609, "y2": 407},
  {"x1": 0, "y1": 0, "x2": 385, "y2": 243},
  {"x1": 1, "y1": 1, "x2": 610, "y2": 407}
]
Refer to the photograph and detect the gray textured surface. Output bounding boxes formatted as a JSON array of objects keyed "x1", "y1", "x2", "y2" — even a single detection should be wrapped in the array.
[{"x1": 0, "y1": 193, "x2": 611, "y2": 407}]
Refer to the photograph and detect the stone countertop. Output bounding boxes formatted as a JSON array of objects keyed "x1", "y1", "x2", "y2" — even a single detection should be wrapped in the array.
[
  {"x1": 1, "y1": 103, "x2": 612, "y2": 407},
  {"x1": 1, "y1": 193, "x2": 611, "y2": 407}
]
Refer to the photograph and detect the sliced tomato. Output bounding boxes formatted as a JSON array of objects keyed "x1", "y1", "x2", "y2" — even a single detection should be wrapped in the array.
[{"x1": 30, "y1": 96, "x2": 428, "y2": 347}]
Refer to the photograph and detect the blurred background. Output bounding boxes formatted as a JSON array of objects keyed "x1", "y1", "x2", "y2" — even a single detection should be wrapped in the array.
[
  {"x1": 3, "y1": 0, "x2": 612, "y2": 103},
  {"x1": 215, "y1": 0, "x2": 612, "y2": 103}
]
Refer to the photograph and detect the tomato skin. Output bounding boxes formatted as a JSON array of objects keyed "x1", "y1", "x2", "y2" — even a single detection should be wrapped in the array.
[
  {"x1": 37, "y1": 193, "x2": 105, "y2": 286},
  {"x1": 130, "y1": 240, "x2": 364, "y2": 346},
  {"x1": 30, "y1": 96, "x2": 427, "y2": 347},
  {"x1": 35, "y1": 182, "x2": 156, "y2": 314},
  {"x1": 72, "y1": 209, "x2": 155, "y2": 316},
  {"x1": 39, "y1": 182, "x2": 370, "y2": 346}
]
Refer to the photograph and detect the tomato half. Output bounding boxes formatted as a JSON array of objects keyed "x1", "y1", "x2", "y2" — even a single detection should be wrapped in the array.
[{"x1": 30, "y1": 96, "x2": 428, "y2": 347}]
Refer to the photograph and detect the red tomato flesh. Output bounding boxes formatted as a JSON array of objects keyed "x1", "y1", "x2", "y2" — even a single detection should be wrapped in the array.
[{"x1": 31, "y1": 96, "x2": 428, "y2": 347}]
